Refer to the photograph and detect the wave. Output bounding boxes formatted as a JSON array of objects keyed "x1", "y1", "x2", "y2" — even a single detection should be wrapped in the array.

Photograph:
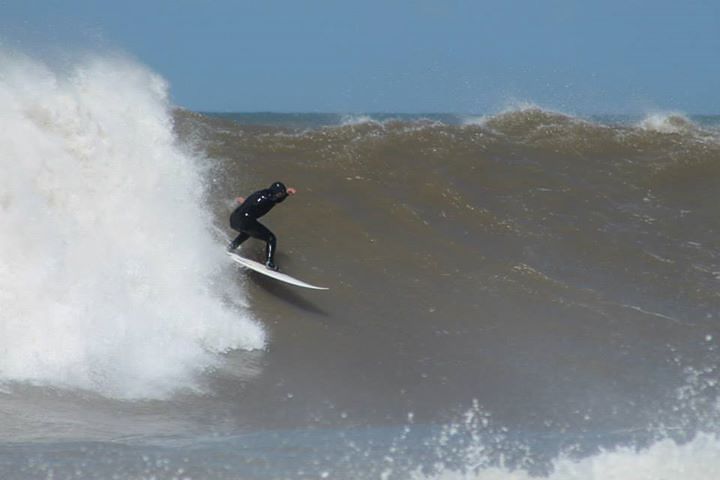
[
  {"x1": 413, "y1": 433, "x2": 720, "y2": 480},
  {"x1": 340, "y1": 114, "x2": 380, "y2": 126},
  {"x1": 0, "y1": 51, "x2": 265, "y2": 400},
  {"x1": 409, "y1": 363, "x2": 720, "y2": 480},
  {"x1": 638, "y1": 112, "x2": 701, "y2": 134},
  {"x1": 202, "y1": 105, "x2": 720, "y2": 155}
]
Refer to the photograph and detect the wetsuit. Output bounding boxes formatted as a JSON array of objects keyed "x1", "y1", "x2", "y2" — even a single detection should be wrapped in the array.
[{"x1": 227, "y1": 182, "x2": 289, "y2": 270}]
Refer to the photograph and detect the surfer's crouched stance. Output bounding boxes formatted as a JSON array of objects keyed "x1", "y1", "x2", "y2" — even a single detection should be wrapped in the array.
[{"x1": 227, "y1": 181, "x2": 297, "y2": 271}]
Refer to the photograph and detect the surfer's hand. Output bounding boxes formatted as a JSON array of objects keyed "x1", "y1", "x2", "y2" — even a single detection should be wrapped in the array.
[
  {"x1": 235, "y1": 196, "x2": 245, "y2": 204},
  {"x1": 287, "y1": 188, "x2": 297, "y2": 195}
]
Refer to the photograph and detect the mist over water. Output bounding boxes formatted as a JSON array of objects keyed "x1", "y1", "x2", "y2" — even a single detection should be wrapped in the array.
[{"x1": 1, "y1": 51, "x2": 720, "y2": 479}]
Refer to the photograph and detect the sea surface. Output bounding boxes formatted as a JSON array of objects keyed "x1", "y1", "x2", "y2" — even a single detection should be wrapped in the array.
[{"x1": 1, "y1": 52, "x2": 720, "y2": 479}]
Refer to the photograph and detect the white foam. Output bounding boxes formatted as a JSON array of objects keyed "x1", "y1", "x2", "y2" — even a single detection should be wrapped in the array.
[
  {"x1": 0, "y1": 51, "x2": 265, "y2": 399},
  {"x1": 638, "y1": 111, "x2": 696, "y2": 134},
  {"x1": 410, "y1": 365, "x2": 720, "y2": 480},
  {"x1": 339, "y1": 114, "x2": 381, "y2": 126},
  {"x1": 460, "y1": 115, "x2": 490, "y2": 126},
  {"x1": 416, "y1": 433, "x2": 720, "y2": 480},
  {"x1": 496, "y1": 100, "x2": 569, "y2": 117}
]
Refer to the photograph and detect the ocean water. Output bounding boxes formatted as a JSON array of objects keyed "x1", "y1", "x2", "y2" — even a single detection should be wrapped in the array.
[{"x1": 1, "y1": 52, "x2": 719, "y2": 479}]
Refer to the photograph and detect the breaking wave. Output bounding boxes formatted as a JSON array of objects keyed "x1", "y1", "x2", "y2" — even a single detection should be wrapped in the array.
[{"x1": 0, "y1": 51, "x2": 265, "y2": 400}]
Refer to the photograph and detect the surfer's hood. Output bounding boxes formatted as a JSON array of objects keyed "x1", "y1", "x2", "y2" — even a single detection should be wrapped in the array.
[{"x1": 269, "y1": 182, "x2": 287, "y2": 200}]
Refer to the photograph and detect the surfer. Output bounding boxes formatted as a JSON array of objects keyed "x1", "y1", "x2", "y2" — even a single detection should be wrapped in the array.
[{"x1": 227, "y1": 181, "x2": 297, "y2": 271}]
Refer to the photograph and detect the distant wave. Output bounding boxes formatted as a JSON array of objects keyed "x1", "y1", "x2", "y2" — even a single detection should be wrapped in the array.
[
  {"x1": 203, "y1": 105, "x2": 720, "y2": 168},
  {"x1": 638, "y1": 111, "x2": 702, "y2": 134},
  {"x1": 339, "y1": 114, "x2": 380, "y2": 126}
]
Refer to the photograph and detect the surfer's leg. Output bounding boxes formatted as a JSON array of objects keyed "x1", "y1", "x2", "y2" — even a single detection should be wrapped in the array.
[
  {"x1": 227, "y1": 232, "x2": 250, "y2": 252},
  {"x1": 258, "y1": 225, "x2": 277, "y2": 270},
  {"x1": 244, "y1": 221, "x2": 278, "y2": 270},
  {"x1": 264, "y1": 231, "x2": 278, "y2": 270}
]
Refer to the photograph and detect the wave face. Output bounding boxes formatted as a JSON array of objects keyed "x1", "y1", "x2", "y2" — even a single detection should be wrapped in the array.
[
  {"x1": 167, "y1": 107, "x2": 720, "y2": 477},
  {"x1": 193, "y1": 109, "x2": 720, "y2": 324},
  {"x1": 0, "y1": 52, "x2": 264, "y2": 399}
]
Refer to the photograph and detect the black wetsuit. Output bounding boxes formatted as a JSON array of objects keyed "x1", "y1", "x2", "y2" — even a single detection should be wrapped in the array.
[{"x1": 227, "y1": 183, "x2": 288, "y2": 269}]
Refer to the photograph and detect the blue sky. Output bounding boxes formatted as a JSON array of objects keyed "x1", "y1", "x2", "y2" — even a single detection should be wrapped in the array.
[{"x1": 2, "y1": 0, "x2": 719, "y2": 113}]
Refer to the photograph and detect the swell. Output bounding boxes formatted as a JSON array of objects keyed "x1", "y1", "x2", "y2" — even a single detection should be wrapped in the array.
[
  {"x1": 179, "y1": 108, "x2": 720, "y2": 279},
  {"x1": 175, "y1": 107, "x2": 720, "y2": 434}
]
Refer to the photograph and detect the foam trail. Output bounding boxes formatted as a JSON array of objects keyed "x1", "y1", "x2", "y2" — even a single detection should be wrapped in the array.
[{"x1": 0, "y1": 51, "x2": 264, "y2": 399}]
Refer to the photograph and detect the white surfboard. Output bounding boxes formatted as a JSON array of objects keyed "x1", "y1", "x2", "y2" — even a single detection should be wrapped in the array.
[{"x1": 226, "y1": 252, "x2": 328, "y2": 290}]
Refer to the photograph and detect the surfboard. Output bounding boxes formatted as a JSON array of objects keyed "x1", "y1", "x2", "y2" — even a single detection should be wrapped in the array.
[{"x1": 226, "y1": 252, "x2": 328, "y2": 290}]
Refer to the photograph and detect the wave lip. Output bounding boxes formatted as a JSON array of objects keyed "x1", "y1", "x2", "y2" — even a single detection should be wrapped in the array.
[{"x1": 0, "y1": 51, "x2": 264, "y2": 400}]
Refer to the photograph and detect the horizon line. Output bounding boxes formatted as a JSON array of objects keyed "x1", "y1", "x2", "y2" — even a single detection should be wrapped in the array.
[{"x1": 190, "y1": 109, "x2": 720, "y2": 117}]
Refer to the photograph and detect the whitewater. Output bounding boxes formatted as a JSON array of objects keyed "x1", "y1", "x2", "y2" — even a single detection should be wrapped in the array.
[{"x1": 0, "y1": 51, "x2": 264, "y2": 399}]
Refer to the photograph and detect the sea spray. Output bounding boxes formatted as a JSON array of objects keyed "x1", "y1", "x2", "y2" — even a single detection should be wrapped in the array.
[
  {"x1": 407, "y1": 361, "x2": 720, "y2": 480},
  {"x1": 0, "y1": 51, "x2": 264, "y2": 399}
]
